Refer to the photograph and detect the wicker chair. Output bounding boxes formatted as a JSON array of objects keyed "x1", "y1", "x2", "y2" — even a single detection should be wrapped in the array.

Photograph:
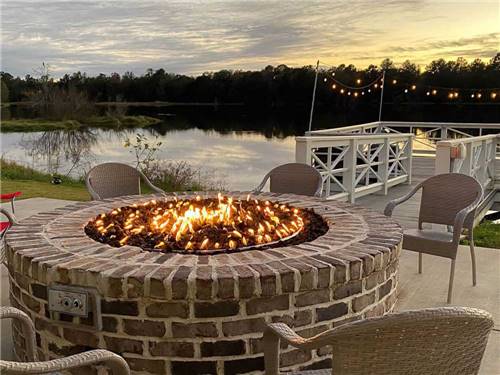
[
  {"x1": 85, "y1": 162, "x2": 164, "y2": 200},
  {"x1": 263, "y1": 306, "x2": 493, "y2": 375},
  {"x1": 0, "y1": 307, "x2": 130, "y2": 374},
  {"x1": 254, "y1": 163, "x2": 323, "y2": 197},
  {"x1": 384, "y1": 173, "x2": 483, "y2": 303}
]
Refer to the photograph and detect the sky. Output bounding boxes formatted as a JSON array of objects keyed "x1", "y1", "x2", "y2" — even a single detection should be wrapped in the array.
[{"x1": 1, "y1": 0, "x2": 499, "y2": 77}]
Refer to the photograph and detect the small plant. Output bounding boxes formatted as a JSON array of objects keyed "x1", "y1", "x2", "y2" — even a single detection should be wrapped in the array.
[{"x1": 123, "y1": 132, "x2": 163, "y2": 174}]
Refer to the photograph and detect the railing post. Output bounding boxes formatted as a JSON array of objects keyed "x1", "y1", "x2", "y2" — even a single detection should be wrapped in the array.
[
  {"x1": 344, "y1": 138, "x2": 357, "y2": 203},
  {"x1": 435, "y1": 141, "x2": 452, "y2": 174},
  {"x1": 295, "y1": 138, "x2": 311, "y2": 165},
  {"x1": 380, "y1": 138, "x2": 390, "y2": 195},
  {"x1": 441, "y1": 126, "x2": 448, "y2": 140},
  {"x1": 403, "y1": 135, "x2": 413, "y2": 184}
]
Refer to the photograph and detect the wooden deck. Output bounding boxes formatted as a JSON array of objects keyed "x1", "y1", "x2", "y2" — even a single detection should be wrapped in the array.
[{"x1": 357, "y1": 156, "x2": 435, "y2": 229}]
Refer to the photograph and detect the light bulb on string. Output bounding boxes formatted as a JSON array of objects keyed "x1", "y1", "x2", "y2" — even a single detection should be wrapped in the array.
[
  {"x1": 374, "y1": 83, "x2": 378, "y2": 89},
  {"x1": 491, "y1": 92, "x2": 497, "y2": 99},
  {"x1": 347, "y1": 91, "x2": 351, "y2": 96},
  {"x1": 411, "y1": 85, "x2": 416, "y2": 90},
  {"x1": 356, "y1": 79, "x2": 362, "y2": 84},
  {"x1": 332, "y1": 84, "x2": 336, "y2": 89},
  {"x1": 392, "y1": 79, "x2": 397, "y2": 84},
  {"x1": 477, "y1": 93, "x2": 482, "y2": 99},
  {"x1": 426, "y1": 91, "x2": 430, "y2": 96},
  {"x1": 361, "y1": 91, "x2": 365, "y2": 95},
  {"x1": 432, "y1": 89, "x2": 437, "y2": 95},
  {"x1": 368, "y1": 89, "x2": 371, "y2": 93},
  {"x1": 340, "y1": 88, "x2": 345, "y2": 94},
  {"x1": 332, "y1": 72, "x2": 336, "y2": 77},
  {"x1": 471, "y1": 94, "x2": 475, "y2": 98},
  {"x1": 453, "y1": 92, "x2": 458, "y2": 98},
  {"x1": 404, "y1": 89, "x2": 408, "y2": 93},
  {"x1": 323, "y1": 78, "x2": 327, "y2": 82},
  {"x1": 354, "y1": 92, "x2": 358, "y2": 97}
]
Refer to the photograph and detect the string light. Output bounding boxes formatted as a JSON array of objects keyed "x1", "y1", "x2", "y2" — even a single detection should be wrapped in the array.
[{"x1": 319, "y1": 63, "x2": 499, "y2": 101}]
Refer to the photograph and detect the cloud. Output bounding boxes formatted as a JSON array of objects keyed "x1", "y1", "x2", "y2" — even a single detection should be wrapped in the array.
[{"x1": 1, "y1": 0, "x2": 498, "y2": 76}]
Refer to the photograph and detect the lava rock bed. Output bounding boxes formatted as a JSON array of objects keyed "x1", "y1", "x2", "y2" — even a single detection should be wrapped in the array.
[{"x1": 84, "y1": 197, "x2": 329, "y2": 255}]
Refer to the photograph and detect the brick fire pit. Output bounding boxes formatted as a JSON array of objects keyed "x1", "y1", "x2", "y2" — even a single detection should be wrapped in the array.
[{"x1": 5, "y1": 192, "x2": 402, "y2": 375}]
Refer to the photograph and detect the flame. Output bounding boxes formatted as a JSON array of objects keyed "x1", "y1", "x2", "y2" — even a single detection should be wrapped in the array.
[{"x1": 90, "y1": 196, "x2": 304, "y2": 252}]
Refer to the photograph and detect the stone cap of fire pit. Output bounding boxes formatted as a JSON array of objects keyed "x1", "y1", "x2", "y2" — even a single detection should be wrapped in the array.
[{"x1": 5, "y1": 192, "x2": 403, "y2": 301}]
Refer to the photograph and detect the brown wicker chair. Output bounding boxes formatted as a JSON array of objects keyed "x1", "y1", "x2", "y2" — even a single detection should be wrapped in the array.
[
  {"x1": 263, "y1": 306, "x2": 494, "y2": 375},
  {"x1": 85, "y1": 162, "x2": 164, "y2": 200},
  {"x1": 0, "y1": 307, "x2": 130, "y2": 374},
  {"x1": 384, "y1": 173, "x2": 483, "y2": 303},
  {"x1": 254, "y1": 163, "x2": 323, "y2": 197}
]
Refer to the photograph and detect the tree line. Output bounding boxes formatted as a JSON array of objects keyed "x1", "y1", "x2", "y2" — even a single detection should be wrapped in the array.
[{"x1": 1, "y1": 55, "x2": 499, "y2": 108}]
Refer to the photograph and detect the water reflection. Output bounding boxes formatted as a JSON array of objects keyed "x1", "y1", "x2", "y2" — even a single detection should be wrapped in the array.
[
  {"x1": 3, "y1": 128, "x2": 295, "y2": 190},
  {"x1": 19, "y1": 129, "x2": 98, "y2": 175}
]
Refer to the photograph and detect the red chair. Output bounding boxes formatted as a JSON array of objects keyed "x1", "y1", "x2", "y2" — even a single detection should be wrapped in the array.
[{"x1": 1, "y1": 191, "x2": 21, "y2": 213}]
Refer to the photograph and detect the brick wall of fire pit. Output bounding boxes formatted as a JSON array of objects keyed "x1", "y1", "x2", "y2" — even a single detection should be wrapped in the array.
[{"x1": 5, "y1": 192, "x2": 402, "y2": 375}]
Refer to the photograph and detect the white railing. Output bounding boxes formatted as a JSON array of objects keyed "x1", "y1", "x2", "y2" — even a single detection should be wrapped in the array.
[
  {"x1": 296, "y1": 133, "x2": 413, "y2": 202},
  {"x1": 435, "y1": 134, "x2": 500, "y2": 193},
  {"x1": 308, "y1": 121, "x2": 500, "y2": 154}
]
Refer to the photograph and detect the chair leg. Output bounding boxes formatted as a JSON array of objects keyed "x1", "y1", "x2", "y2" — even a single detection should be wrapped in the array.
[
  {"x1": 469, "y1": 232, "x2": 477, "y2": 286},
  {"x1": 418, "y1": 252, "x2": 423, "y2": 274},
  {"x1": 447, "y1": 259, "x2": 456, "y2": 304},
  {"x1": 11, "y1": 198, "x2": 15, "y2": 214},
  {"x1": 263, "y1": 330, "x2": 280, "y2": 375}
]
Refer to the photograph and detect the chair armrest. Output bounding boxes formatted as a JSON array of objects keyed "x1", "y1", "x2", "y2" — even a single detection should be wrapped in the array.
[
  {"x1": 452, "y1": 189, "x2": 483, "y2": 244},
  {"x1": 384, "y1": 181, "x2": 424, "y2": 217},
  {"x1": 0, "y1": 307, "x2": 37, "y2": 361},
  {"x1": 0, "y1": 209, "x2": 19, "y2": 226},
  {"x1": 253, "y1": 173, "x2": 270, "y2": 194},
  {"x1": 85, "y1": 175, "x2": 102, "y2": 200},
  {"x1": 0, "y1": 349, "x2": 130, "y2": 375},
  {"x1": 138, "y1": 170, "x2": 165, "y2": 195},
  {"x1": 265, "y1": 322, "x2": 335, "y2": 350}
]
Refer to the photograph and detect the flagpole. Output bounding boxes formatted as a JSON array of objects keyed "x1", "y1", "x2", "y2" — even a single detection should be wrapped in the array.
[
  {"x1": 308, "y1": 60, "x2": 320, "y2": 133},
  {"x1": 378, "y1": 70, "x2": 386, "y2": 122}
]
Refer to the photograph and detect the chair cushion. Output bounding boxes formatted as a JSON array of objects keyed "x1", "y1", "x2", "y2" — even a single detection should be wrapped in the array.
[
  {"x1": 404, "y1": 229, "x2": 454, "y2": 243},
  {"x1": 0, "y1": 192, "x2": 21, "y2": 200},
  {"x1": 0, "y1": 222, "x2": 11, "y2": 232},
  {"x1": 285, "y1": 370, "x2": 331, "y2": 375},
  {"x1": 403, "y1": 229, "x2": 455, "y2": 257}
]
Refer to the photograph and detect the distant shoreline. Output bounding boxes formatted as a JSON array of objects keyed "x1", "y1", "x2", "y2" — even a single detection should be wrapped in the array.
[{"x1": 2, "y1": 101, "x2": 245, "y2": 107}]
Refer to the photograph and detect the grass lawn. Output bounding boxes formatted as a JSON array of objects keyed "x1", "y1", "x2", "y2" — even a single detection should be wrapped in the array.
[
  {"x1": 1, "y1": 180, "x2": 90, "y2": 201},
  {"x1": 463, "y1": 221, "x2": 500, "y2": 249},
  {"x1": 0, "y1": 115, "x2": 160, "y2": 132}
]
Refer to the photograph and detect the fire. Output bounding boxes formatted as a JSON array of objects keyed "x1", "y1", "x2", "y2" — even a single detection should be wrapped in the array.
[{"x1": 85, "y1": 195, "x2": 305, "y2": 253}]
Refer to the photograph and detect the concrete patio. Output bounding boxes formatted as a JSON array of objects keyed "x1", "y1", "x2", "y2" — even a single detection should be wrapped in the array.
[{"x1": 1, "y1": 198, "x2": 499, "y2": 374}]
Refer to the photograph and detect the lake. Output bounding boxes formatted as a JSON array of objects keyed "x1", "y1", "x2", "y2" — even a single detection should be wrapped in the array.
[{"x1": 1, "y1": 104, "x2": 499, "y2": 190}]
